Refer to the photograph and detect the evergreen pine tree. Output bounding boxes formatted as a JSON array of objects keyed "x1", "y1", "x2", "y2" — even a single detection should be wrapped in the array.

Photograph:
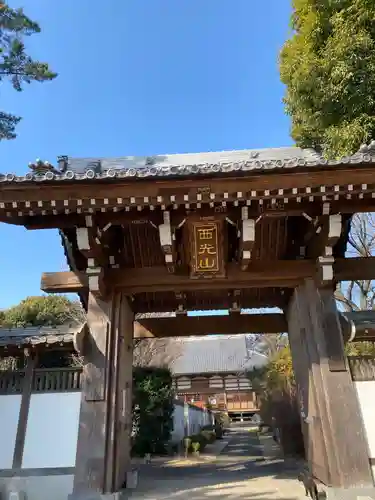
[{"x1": 0, "y1": 3, "x2": 56, "y2": 140}]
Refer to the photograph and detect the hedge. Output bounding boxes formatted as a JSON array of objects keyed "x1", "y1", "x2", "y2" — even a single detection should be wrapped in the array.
[
  {"x1": 132, "y1": 366, "x2": 174, "y2": 456},
  {"x1": 183, "y1": 427, "x2": 217, "y2": 453}
]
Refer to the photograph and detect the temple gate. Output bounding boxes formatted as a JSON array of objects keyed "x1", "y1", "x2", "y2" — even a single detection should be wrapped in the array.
[{"x1": 1, "y1": 146, "x2": 375, "y2": 498}]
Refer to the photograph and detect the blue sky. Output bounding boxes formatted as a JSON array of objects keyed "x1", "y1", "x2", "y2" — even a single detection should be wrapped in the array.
[{"x1": 0, "y1": 0, "x2": 292, "y2": 308}]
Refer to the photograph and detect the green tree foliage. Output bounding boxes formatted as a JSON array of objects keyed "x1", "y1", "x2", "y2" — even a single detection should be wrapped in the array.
[
  {"x1": 249, "y1": 338, "x2": 375, "y2": 456},
  {"x1": 0, "y1": 3, "x2": 56, "y2": 140},
  {"x1": 0, "y1": 295, "x2": 83, "y2": 327},
  {"x1": 250, "y1": 343, "x2": 375, "y2": 392},
  {"x1": 132, "y1": 367, "x2": 174, "y2": 456},
  {"x1": 280, "y1": 0, "x2": 375, "y2": 158},
  {"x1": 0, "y1": 295, "x2": 85, "y2": 369},
  {"x1": 264, "y1": 346, "x2": 295, "y2": 390},
  {"x1": 249, "y1": 346, "x2": 294, "y2": 393}
]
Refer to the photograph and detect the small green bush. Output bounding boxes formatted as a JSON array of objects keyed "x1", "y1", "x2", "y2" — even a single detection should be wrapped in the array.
[
  {"x1": 182, "y1": 432, "x2": 209, "y2": 453},
  {"x1": 184, "y1": 437, "x2": 192, "y2": 450},
  {"x1": 191, "y1": 433, "x2": 208, "y2": 451},
  {"x1": 215, "y1": 411, "x2": 231, "y2": 428},
  {"x1": 202, "y1": 422, "x2": 225, "y2": 438},
  {"x1": 192, "y1": 442, "x2": 200, "y2": 453},
  {"x1": 201, "y1": 430, "x2": 216, "y2": 444}
]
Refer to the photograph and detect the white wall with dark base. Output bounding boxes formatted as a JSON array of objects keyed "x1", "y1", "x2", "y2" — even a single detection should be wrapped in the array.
[
  {"x1": 0, "y1": 395, "x2": 21, "y2": 469},
  {"x1": 354, "y1": 380, "x2": 375, "y2": 481},
  {"x1": 0, "y1": 474, "x2": 74, "y2": 500},
  {"x1": 0, "y1": 390, "x2": 213, "y2": 500},
  {"x1": 22, "y1": 392, "x2": 81, "y2": 469}
]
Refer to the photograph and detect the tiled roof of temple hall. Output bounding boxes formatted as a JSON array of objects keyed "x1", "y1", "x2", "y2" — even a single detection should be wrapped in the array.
[
  {"x1": 169, "y1": 335, "x2": 268, "y2": 376},
  {"x1": 1, "y1": 143, "x2": 375, "y2": 183}
]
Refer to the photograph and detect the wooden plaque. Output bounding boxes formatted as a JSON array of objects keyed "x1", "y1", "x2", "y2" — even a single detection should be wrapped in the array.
[{"x1": 188, "y1": 219, "x2": 226, "y2": 279}]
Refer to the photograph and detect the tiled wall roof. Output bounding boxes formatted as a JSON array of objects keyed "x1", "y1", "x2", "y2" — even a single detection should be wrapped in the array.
[
  {"x1": 0, "y1": 324, "x2": 81, "y2": 348},
  {"x1": 2, "y1": 143, "x2": 375, "y2": 183}
]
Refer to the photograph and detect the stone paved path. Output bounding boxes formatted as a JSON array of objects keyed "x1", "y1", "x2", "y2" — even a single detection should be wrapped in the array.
[{"x1": 127, "y1": 426, "x2": 307, "y2": 499}]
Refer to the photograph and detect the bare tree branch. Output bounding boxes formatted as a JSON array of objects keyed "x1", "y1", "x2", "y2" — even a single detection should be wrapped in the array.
[
  {"x1": 336, "y1": 213, "x2": 375, "y2": 312},
  {"x1": 133, "y1": 337, "x2": 183, "y2": 368},
  {"x1": 247, "y1": 333, "x2": 286, "y2": 358}
]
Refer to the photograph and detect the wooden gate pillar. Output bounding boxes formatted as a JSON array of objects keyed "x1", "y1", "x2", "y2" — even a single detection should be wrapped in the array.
[
  {"x1": 70, "y1": 291, "x2": 134, "y2": 499},
  {"x1": 287, "y1": 279, "x2": 373, "y2": 488}
]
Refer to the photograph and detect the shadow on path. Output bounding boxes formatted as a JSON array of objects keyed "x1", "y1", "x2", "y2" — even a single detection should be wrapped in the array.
[{"x1": 128, "y1": 427, "x2": 306, "y2": 499}]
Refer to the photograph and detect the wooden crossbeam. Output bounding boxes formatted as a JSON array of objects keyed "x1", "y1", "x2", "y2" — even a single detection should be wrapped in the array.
[
  {"x1": 137, "y1": 313, "x2": 287, "y2": 337},
  {"x1": 41, "y1": 271, "x2": 88, "y2": 293},
  {"x1": 41, "y1": 257, "x2": 375, "y2": 295},
  {"x1": 114, "y1": 261, "x2": 311, "y2": 293}
]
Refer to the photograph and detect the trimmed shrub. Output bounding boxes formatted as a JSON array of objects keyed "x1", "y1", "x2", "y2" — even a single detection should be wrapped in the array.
[
  {"x1": 202, "y1": 422, "x2": 225, "y2": 439},
  {"x1": 182, "y1": 432, "x2": 209, "y2": 453},
  {"x1": 215, "y1": 411, "x2": 230, "y2": 429},
  {"x1": 192, "y1": 442, "x2": 200, "y2": 453},
  {"x1": 201, "y1": 429, "x2": 216, "y2": 444}
]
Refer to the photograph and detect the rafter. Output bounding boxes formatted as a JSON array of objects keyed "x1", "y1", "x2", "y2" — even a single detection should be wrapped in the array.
[{"x1": 15, "y1": 196, "x2": 375, "y2": 232}]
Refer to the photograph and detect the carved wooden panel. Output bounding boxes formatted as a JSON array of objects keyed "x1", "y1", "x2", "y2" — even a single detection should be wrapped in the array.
[{"x1": 188, "y1": 218, "x2": 226, "y2": 279}]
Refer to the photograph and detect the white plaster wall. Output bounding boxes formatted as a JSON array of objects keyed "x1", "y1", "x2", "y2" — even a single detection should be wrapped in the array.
[
  {"x1": 22, "y1": 392, "x2": 81, "y2": 469},
  {"x1": 0, "y1": 395, "x2": 21, "y2": 469},
  {"x1": 354, "y1": 380, "x2": 375, "y2": 481},
  {"x1": 0, "y1": 474, "x2": 74, "y2": 500},
  {"x1": 188, "y1": 405, "x2": 213, "y2": 435},
  {"x1": 170, "y1": 403, "x2": 214, "y2": 443},
  {"x1": 170, "y1": 403, "x2": 185, "y2": 444}
]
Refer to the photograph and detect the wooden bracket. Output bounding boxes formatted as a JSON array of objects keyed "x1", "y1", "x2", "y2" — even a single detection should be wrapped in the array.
[
  {"x1": 324, "y1": 213, "x2": 342, "y2": 257},
  {"x1": 175, "y1": 291, "x2": 187, "y2": 315},
  {"x1": 76, "y1": 216, "x2": 108, "y2": 268},
  {"x1": 316, "y1": 255, "x2": 335, "y2": 286},
  {"x1": 316, "y1": 213, "x2": 342, "y2": 286},
  {"x1": 159, "y1": 211, "x2": 175, "y2": 273},
  {"x1": 75, "y1": 217, "x2": 112, "y2": 298},
  {"x1": 86, "y1": 267, "x2": 109, "y2": 298},
  {"x1": 229, "y1": 289, "x2": 242, "y2": 313},
  {"x1": 240, "y1": 207, "x2": 255, "y2": 270}
]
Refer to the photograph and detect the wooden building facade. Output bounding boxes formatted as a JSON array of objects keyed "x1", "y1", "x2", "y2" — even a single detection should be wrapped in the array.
[
  {"x1": 170, "y1": 335, "x2": 266, "y2": 418},
  {"x1": 2, "y1": 145, "x2": 375, "y2": 497}
]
